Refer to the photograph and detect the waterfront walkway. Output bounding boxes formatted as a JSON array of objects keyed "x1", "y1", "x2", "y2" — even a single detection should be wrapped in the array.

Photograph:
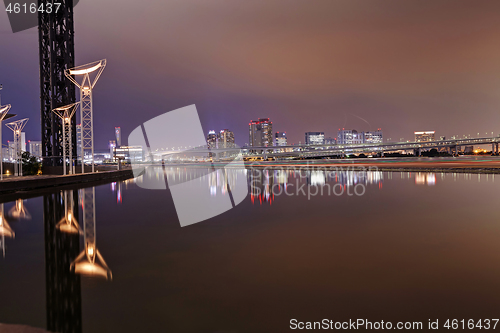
[{"x1": 0, "y1": 169, "x2": 133, "y2": 195}]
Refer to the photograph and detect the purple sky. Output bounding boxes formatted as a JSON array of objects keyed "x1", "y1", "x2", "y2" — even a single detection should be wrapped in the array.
[{"x1": 1, "y1": 0, "x2": 500, "y2": 148}]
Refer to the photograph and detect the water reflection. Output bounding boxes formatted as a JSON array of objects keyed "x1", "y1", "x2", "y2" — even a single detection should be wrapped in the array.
[
  {"x1": 0, "y1": 204, "x2": 15, "y2": 258},
  {"x1": 138, "y1": 167, "x2": 385, "y2": 206},
  {"x1": 415, "y1": 173, "x2": 436, "y2": 186},
  {"x1": 0, "y1": 168, "x2": 499, "y2": 332},
  {"x1": 72, "y1": 188, "x2": 112, "y2": 280},
  {"x1": 9, "y1": 199, "x2": 31, "y2": 220},
  {"x1": 56, "y1": 191, "x2": 79, "y2": 234},
  {"x1": 43, "y1": 187, "x2": 113, "y2": 332},
  {"x1": 44, "y1": 190, "x2": 82, "y2": 333},
  {"x1": 0, "y1": 200, "x2": 30, "y2": 258},
  {"x1": 111, "y1": 178, "x2": 136, "y2": 204},
  {"x1": 248, "y1": 169, "x2": 384, "y2": 204}
]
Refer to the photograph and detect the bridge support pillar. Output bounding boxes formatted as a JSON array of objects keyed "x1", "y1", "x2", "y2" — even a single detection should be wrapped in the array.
[
  {"x1": 496, "y1": 143, "x2": 499, "y2": 155},
  {"x1": 418, "y1": 147, "x2": 422, "y2": 157},
  {"x1": 380, "y1": 151, "x2": 384, "y2": 157},
  {"x1": 493, "y1": 143, "x2": 495, "y2": 154}
]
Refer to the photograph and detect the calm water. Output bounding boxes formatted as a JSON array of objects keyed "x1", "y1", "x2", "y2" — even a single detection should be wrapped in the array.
[{"x1": 0, "y1": 168, "x2": 499, "y2": 332}]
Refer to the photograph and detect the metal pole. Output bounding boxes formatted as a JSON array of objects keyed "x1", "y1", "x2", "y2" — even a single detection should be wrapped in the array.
[
  {"x1": 68, "y1": 122, "x2": 72, "y2": 174},
  {"x1": 14, "y1": 130, "x2": 18, "y2": 176},
  {"x1": 0, "y1": 86, "x2": 2, "y2": 180},
  {"x1": 90, "y1": 83, "x2": 94, "y2": 173},
  {"x1": 62, "y1": 123, "x2": 67, "y2": 175},
  {"x1": 81, "y1": 87, "x2": 84, "y2": 174}
]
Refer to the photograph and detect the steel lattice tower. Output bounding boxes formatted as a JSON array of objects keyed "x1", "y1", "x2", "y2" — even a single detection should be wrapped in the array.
[{"x1": 38, "y1": 1, "x2": 77, "y2": 167}]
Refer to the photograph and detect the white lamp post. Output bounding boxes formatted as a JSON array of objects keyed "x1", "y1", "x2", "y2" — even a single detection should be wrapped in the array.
[
  {"x1": 65, "y1": 60, "x2": 106, "y2": 173},
  {"x1": 5, "y1": 118, "x2": 28, "y2": 176},
  {"x1": 53, "y1": 103, "x2": 79, "y2": 175},
  {"x1": 0, "y1": 104, "x2": 13, "y2": 180}
]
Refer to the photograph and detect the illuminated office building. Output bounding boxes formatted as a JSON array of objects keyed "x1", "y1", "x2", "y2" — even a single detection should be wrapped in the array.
[
  {"x1": 274, "y1": 132, "x2": 287, "y2": 146},
  {"x1": 249, "y1": 118, "x2": 273, "y2": 147},
  {"x1": 218, "y1": 129, "x2": 235, "y2": 148},
  {"x1": 207, "y1": 130, "x2": 217, "y2": 149},
  {"x1": 337, "y1": 129, "x2": 363, "y2": 144},
  {"x1": 21, "y1": 132, "x2": 26, "y2": 152},
  {"x1": 305, "y1": 132, "x2": 325, "y2": 145},
  {"x1": 115, "y1": 146, "x2": 144, "y2": 162},
  {"x1": 363, "y1": 130, "x2": 383, "y2": 144},
  {"x1": 415, "y1": 131, "x2": 435, "y2": 142},
  {"x1": 29, "y1": 141, "x2": 42, "y2": 158}
]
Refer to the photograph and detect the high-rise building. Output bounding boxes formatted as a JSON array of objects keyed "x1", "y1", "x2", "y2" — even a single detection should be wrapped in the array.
[
  {"x1": 337, "y1": 129, "x2": 363, "y2": 144},
  {"x1": 76, "y1": 124, "x2": 82, "y2": 158},
  {"x1": 29, "y1": 141, "x2": 42, "y2": 158},
  {"x1": 21, "y1": 132, "x2": 26, "y2": 152},
  {"x1": 274, "y1": 132, "x2": 287, "y2": 146},
  {"x1": 115, "y1": 127, "x2": 121, "y2": 147},
  {"x1": 363, "y1": 130, "x2": 383, "y2": 144},
  {"x1": 207, "y1": 130, "x2": 217, "y2": 149},
  {"x1": 415, "y1": 131, "x2": 435, "y2": 142},
  {"x1": 305, "y1": 132, "x2": 325, "y2": 145},
  {"x1": 249, "y1": 118, "x2": 273, "y2": 148},
  {"x1": 218, "y1": 129, "x2": 235, "y2": 149}
]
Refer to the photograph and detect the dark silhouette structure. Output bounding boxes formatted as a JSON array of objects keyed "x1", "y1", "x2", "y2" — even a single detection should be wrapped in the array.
[
  {"x1": 44, "y1": 191, "x2": 82, "y2": 333},
  {"x1": 38, "y1": 1, "x2": 77, "y2": 166}
]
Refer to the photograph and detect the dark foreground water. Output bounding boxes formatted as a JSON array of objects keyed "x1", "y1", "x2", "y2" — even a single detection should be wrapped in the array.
[{"x1": 0, "y1": 168, "x2": 499, "y2": 332}]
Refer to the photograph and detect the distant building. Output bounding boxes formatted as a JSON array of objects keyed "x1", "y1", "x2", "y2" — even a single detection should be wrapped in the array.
[
  {"x1": 29, "y1": 141, "x2": 42, "y2": 158},
  {"x1": 337, "y1": 129, "x2": 363, "y2": 144},
  {"x1": 440, "y1": 136, "x2": 446, "y2": 141},
  {"x1": 115, "y1": 127, "x2": 121, "y2": 147},
  {"x1": 207, "y1": 130, "x2": 217, "y2": 149},
  {"x1": 8, "y1": 141, "x2": 15, "y2": 160},
  {"x1": 363, "y1": 130, "x2": 383, "y2": 144},
  {"x1": 249, "y1": 118, "x2": 273, "y2": 149},
  {"x1": 274, "y1": 132, "x2": 287, "y2": 146},
  {"x1": 337, "y1": 129, "x2": 382, "y2": 144},
  {"x1": 415, "y1": 131, "x2": 435, "y2": 142},
  {"x1": 115, "y1": 146, "x2": 144, "y2": 162},
  {"x1": 305, "y1": 132, "x2": 325, "y2": 145},
  {"x1": 21, "y1": 132, "x2": 26, "y2": 152},
  {"x1": 324, "y1": 137, "x2": 336, "y2": 145},
  {"x1": 109, "y1": 140, "x2": 116, "y2": 156},
  {"x1": 218, "y1": 129, "x2": 235, "y2": 149}
]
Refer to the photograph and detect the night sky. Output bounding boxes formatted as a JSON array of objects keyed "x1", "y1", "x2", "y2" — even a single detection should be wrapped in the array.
[{"x1": 1, "y1": 0, "x2": 500, "y2": 148}]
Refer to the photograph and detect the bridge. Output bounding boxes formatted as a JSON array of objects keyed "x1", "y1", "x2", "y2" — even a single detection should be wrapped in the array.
[{"x1": 141, "y1": 136, "x2": 500, "y2": 162}]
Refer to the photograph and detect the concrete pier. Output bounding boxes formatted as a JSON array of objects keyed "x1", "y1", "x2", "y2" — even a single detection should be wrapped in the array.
[{"x1": 0, "y1": 169, "x2": 133, "y2": 195}]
